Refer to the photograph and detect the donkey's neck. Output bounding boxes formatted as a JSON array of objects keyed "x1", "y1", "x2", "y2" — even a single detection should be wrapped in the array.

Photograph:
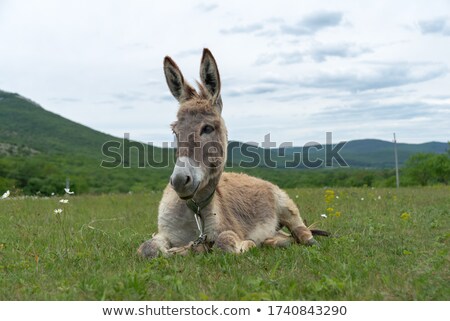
[
  {"x1": 191, "y1": 133, "x2": 227, "y2": 206},
  {"x1": 192, "y1": 172, "x2": 222, "y2": 206}
]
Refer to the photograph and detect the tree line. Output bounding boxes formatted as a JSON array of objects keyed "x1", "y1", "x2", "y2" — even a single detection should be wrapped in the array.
[{"x1": 0, "y1": 151, "x2": 448, "y2": 196}]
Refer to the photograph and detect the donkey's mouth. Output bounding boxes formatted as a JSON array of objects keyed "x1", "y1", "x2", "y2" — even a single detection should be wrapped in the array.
[{"x1": 177, "y1": 182, "x2": 201, "y2": 200}]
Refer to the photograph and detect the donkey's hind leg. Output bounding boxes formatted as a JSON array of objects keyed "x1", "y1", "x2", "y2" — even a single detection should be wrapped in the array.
[
  {"x1": 263, "y1": 230, "x2": 294, "y2": 248},
  {"x1": 215, "y1": 230, "x2": 256, "y2": 253},
  {"x1": 276, "y1": 190, "x2": 317, "y2": 246}
]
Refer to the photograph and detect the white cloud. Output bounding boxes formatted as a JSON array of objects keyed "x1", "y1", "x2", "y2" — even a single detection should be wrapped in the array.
[
  {"x1": 418, "y1": 17, "x2": 450, "y2": 36},
  {"x1": 280, "y1": 10, "x2": 344, "y2": 35},
  {"x1": 297, "y1": 62, "x2": 448, "y2": 92},
  {"x1": 308, "y1": 42, "x2": 372, "y2": 62},
  {"x1": 220, "y1": 23, "x2": 264, "y2": 34}
]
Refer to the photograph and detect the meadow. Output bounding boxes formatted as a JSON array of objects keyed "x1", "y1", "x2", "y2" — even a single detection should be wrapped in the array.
[{"x1": 0, "y1": 187, "x2": 448, "y2": 300}]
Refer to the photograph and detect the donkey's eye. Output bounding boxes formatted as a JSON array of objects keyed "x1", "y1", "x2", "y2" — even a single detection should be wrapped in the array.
[{"x1": 201, "y1": 125, "x2": 215, "y2": 135}]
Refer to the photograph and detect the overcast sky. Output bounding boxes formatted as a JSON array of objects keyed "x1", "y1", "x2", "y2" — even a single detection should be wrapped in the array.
[{"x1": 1, "y1": 0, "x2": 449, "y2": 146}]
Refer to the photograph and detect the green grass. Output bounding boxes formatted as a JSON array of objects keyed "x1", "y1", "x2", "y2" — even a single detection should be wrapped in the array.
[{"x1": 0, "y1": 187, "x2": 449, "y2": 300}]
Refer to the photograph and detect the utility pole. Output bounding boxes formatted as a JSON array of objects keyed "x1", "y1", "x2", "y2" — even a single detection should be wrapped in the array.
[{"x1": 393, "y1": 133, "x2": 400, "y2": 189}]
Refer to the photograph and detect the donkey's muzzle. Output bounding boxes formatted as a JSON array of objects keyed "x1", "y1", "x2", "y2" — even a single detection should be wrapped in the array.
[
  {"x1": 170, "y1": 173, "x2": 192, "y2": 192},
  {"x1": 170, "y1": 156, "x2": 202, "y2": 199}
]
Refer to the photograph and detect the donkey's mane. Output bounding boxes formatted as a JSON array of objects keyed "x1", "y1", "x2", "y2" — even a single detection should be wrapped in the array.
[
  {"x1": 195, "y1": 81, "x2": 212, "y2": 100},
  {"x1": 176, "y1": 81, "x2": 219, "y2": 115},
  {"x1": 176, "y1": 80, "x2": 212, "y2": 102}
]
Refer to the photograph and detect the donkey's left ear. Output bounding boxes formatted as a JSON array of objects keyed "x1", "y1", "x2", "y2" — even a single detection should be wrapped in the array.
[{"x1": 200, "y1": 48, "x2": 222, "y2": 110}]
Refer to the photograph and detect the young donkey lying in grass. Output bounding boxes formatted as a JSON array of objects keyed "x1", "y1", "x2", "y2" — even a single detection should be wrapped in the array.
[{"x1": 138, "y1": 49, "x2": 318, "y2": 259}]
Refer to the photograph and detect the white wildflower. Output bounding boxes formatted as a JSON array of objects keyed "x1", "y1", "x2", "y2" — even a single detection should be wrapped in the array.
[
  {"x1": 321, "y1": 214, "x2": 328, "y2": 218},
  {"x1": 295, "y1": 195, "x2": 299, "y2": 199},
  {"x1": 51, "y1": 192, "x2": 55, "y2": 196},
  {"x1": 378, "y1": 195, "x2": 381, "y2": 200},
  {"x1": 59, "y1": 199, "x2": 69, "y2": 204},
  {"x1": 64, "y1": 188, "x2": 74, "y2": 195},
  {"x1": 336, "y1": 195, "x2": 339, "y2": 199},
  {"x1": 54, "y1": 208, "x2": 63, "y2": 214},
  {"x1": 1, "y1": 190, "x2": 10, "y2": 199},
  {"x1": 361, "y1": 197, "x2": 364, "y2": 201}
]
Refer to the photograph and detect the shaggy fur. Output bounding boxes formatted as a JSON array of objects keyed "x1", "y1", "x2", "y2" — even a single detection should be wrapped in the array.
[{"x1": 138, "y1": 49, "x2": 316, "y2": 259}]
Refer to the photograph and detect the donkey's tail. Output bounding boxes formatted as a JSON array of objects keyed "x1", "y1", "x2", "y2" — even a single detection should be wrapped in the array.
[
  {"x1": 310, "y1": 229, "x2": 331, "y2": 237},
  {"x1": 303, "y1": 219, "x2": 332, "y2": 237}
]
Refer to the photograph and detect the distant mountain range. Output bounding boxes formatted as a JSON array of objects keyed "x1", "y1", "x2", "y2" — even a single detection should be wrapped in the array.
[
  {"x1": 1, "y1": 89, "x2": 448, "y2": 168},
  {"x1": 227, "y1": 139, "x2": 447, "y2": 169}
]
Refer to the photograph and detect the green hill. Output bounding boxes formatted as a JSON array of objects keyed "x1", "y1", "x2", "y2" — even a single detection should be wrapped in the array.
[
  {"x1": 0, "y1": 90, "x2": 120, "y2": 157},
  {"x1": 333, "y1": 139, "x2": 447, "y2": 168},
  {"x1": 0, "y1": 90, "x2": 173, "y2": 195}
]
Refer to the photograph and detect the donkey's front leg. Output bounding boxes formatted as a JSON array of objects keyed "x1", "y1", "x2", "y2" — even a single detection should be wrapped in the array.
[
  {"x1": 166, "y1": 242, "x2": 209, "y2": 256},
  {"x1": 137, "y1": 233, "x2": 170, "y2": 259},
  {"x1": 215, "y1": 230, "x2": 256, "y2": 254}
]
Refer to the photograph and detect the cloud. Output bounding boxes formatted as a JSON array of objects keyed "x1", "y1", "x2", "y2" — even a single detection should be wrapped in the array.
[
  {"x1": 220, "y1": 11, "x2": 344, "y2": 38},
  {"x1": 309, "y1": 43, "x2": 372, "y2": 62},
  {"x1": 195, "y1": 3, "x2": 219, "y2": 12},
  {"x1": 220, "y1": 23, "x2": 264, "y2": 34},
  {"x1": 227, "y1": 84, "x2": 278, "y2": 97},
  {"x1": 176, "y1": 49, "x2": 201, "y2": 58},
  {"x1": 309, "y1": 101, "x2": 445, "y2": 124},
  {"x1": 280, "y1": 11, "x2": 343, "y2": 35},
  {"x1": 255, "y1": 53, "x2": 278, "y2": 65},
  {"x1": 297, "y1": 62, "x2": 448, "y2": 92},
  {"x1": 220, "y1": 11, "x2": 344, "y2": 39},
  {"x1": 117, "y1": 42, "x2": 152, "y2": 51},
  {"x1": 255, "y1": 42, "x2": 371, "y2": 66},
  {"x1": 418, "y1": 17, "x2": 450, "y2": 36},
  {"x1": 253, "y1": 62, "x2": 448, "y2": 104},
  {"x1": 112, "y1": 91, "x2": 149, "y2": 102},
  {"x1": 268, "y1": 92, "x2": 318, "y2": 103},
  {"x1": 278, "y1": 51, "x2": 303, "y2": 64},
  {"x1": 119, "y1": 105, "x2": 134, "y2": 110},
  {"x1": 49, "y1": 97, "x2": 81, "y2": 103}
]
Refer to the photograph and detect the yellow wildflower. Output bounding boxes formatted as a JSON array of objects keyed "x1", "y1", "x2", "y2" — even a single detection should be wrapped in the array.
[
  {"x1": 400, "y1": 212, "x2": 411, "y2": 221},
  {"x1": 325, "y1": 189, "x2": 335, "y2": 204}
]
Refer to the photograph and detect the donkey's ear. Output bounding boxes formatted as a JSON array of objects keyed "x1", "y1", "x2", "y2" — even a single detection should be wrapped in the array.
[
  {"x1": 200, "y1": 48, "x2": 221, "y2": 106},
  {"x1": 163, "y1": 56, "x2": 196, "y2": 103}
]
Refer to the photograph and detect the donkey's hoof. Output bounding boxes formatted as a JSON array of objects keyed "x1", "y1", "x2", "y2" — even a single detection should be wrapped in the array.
[
  {"x1": 137, "y1": 240, "x2": 159, "y2": 259},
  {"x1": 306, "y1": 238, "x2": 320, "y2": 247}
]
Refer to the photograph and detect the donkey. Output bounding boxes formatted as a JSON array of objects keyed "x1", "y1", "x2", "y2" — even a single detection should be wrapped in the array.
[{"x1": 138, "y1": 49, "x2": 318, "y2": 259}]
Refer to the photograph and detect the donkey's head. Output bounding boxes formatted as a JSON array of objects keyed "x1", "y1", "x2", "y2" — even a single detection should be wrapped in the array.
[{"x1": 164, "y1": 49, "x2": 227, "y2": 200}]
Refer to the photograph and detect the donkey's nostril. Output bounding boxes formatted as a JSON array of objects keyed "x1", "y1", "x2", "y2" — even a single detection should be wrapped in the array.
[{"x1": 170, "y1": 174, "x2": 192, "y2": 192}]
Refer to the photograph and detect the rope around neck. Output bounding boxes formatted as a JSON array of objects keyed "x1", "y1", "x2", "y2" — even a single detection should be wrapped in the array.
[{"x1": 185, "y1": 189, "x2": 215, "y2": 246}]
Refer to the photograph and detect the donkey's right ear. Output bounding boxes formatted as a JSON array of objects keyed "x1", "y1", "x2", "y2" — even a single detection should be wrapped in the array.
[
  {"x1": 163, "y1": 56, "x2": 196, "y2": 103},
  {"x1": 200, "y1": 49, "x2": 221, "y2": 102}
]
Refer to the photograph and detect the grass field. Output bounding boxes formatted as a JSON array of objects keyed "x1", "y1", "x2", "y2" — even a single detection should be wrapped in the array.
[{"x1": 0, "y1": 187, "x2": 449, "y2": 300}]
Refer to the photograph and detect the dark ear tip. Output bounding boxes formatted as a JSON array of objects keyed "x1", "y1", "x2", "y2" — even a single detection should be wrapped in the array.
[
  {"x1": 202, "y1": 48, "x2": 213, "y2": 60},
  {"x1": 164, "y1": 56, "x2": 176, "y2": 67}
]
